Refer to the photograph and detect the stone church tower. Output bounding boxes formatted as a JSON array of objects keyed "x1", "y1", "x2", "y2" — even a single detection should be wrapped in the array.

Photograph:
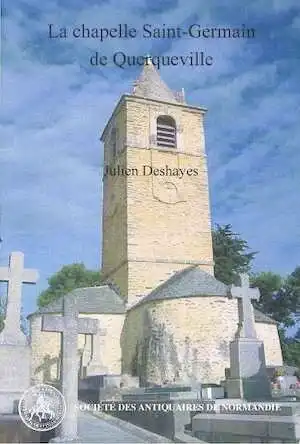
[
  {"x1": 28, "y1": 61, "x2": 283, "y2": 387},
  {"x1": 101, "y1": 60, "x2": 214, "y2": 305},
  {"x1": 101, "y1": 61, "x2": 283, "y2": 385}
]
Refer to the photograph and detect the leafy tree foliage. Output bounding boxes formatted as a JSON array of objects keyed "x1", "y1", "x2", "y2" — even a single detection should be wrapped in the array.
[
  {"x1": 285, "y1": 266, "x2": 300, "y2": 319},
  {"x1": 212, "y1": 224, "x2": 257, "y2": 285},
  {"x1": 252, "y1": 268, "x2": 300, "y2": 328},
  {"x1": 251, "y1": 272, "x2": 289, "y2": 324},
  {"x1": 38, "y1": 263, "x2": 103, "y2": 308}
]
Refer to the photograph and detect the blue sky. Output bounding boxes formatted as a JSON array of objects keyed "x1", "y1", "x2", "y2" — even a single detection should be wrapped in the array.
[{"x1": 1, "y1": 0, "x2": 299, "y2": 319}]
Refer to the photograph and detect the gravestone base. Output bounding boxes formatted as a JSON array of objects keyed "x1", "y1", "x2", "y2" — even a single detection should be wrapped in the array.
[
  {"x1": 0, "y1": 344, "x2": 30, "y2": 413},
  {"x1": 227, "y1": 338, "x2": 272, "y2": 400},
  {"x1": 85, "y1": 365, "x2": 108, "y2": 377},
  {"x1": 226, "y1": 377, "x2": 272, "y2": 400}
]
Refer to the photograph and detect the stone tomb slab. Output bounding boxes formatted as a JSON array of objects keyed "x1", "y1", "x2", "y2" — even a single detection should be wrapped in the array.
[
  {"x1": 107, "y1": 399, "x2": 206, "y2": 441},
  {"x1": 0, "y1": 415, "x2": 40, "y2": 443},
  {"x1": 192, "y1": 401, "x2": 300, "y2": 443},
  {"x1": 121, "y1": 387, "x2": 199, "y2": 402},
  {"x1": 192, "y1": 413, "x2": 300, "y2": 443}
]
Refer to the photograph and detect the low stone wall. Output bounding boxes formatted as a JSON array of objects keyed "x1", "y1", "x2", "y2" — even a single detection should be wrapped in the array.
[{"x1": 192, "y1": 412, "x2": 300, "y2": 443}]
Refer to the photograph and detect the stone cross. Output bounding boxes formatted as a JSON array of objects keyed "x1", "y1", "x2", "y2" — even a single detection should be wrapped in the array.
[
  {"x1": 231, "y1": 273, "x2": 260, "y2": 339},
  {"x1": 42, "y1": 294, "x2": 98, "y2": 442},
  {"x1": 0, "y1": 251, "x2": 39, "y2": 345}
]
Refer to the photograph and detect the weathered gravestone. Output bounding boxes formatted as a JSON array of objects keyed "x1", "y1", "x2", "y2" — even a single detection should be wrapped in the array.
[
  {"x1": 0, "y1": 251, "x2": 39, "y2": 413},
  {"x1": 226, "y1": 273, "x2": 271, "y2": 400},
  {"x1": 42, "y1": 294, "x2": 98, "y2": 442}
]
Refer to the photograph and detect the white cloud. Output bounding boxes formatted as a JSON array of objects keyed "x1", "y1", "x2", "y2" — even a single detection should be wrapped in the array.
[{"x1": 1, "y1": 0, "x2": 299, "y2": 316}]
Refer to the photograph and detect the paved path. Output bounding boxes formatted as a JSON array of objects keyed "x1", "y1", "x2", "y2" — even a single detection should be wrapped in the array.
[{"x1": 78, "y1": 410, "x2": 173, "y2": 443}]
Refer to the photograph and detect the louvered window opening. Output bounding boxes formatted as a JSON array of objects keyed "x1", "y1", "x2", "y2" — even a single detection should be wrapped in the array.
[{"x1": 157, "y1": 117, "x2": 176, "y2": 148}]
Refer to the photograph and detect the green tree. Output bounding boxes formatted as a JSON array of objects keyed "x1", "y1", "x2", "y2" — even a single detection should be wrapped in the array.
[
  {"x1": 251, "y1": 272, "x2": 290, "y2": 324},
  {"x1": 38, "y1": 263, "x2": 103, "y2": 308},
  {"x1": 212, "y1": 224, "x2": 257, "y2": 285},
  {"x1": 285, "y1": 266, "x2": 300, "y2": 319},
  {"x1": 251, "y1": 268, "x2": 300, "y2": 328}
]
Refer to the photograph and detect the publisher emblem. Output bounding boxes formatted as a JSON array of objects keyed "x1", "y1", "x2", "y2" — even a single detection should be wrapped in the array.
[{"x1": 18, "y1": 384, "x2": 66, "y2": 431}]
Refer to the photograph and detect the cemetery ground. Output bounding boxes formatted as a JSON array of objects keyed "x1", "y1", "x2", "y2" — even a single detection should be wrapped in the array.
[
  {"x1": 0, "y1": 408, "x2": 174, "y2": 443},
  {"x1": 0, "y1": 251, "x2": 299, "y2": 442}
]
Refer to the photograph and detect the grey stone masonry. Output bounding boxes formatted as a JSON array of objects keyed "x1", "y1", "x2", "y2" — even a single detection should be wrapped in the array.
[
  {"x1": 42, "y1": 294, "x2": 98, "y2": 442},
  {"x1": 0, "y1": 251, "x2": 39, "y2": 414}
]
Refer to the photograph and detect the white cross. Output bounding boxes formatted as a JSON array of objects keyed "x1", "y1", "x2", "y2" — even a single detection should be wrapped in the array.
[
  {"x1": 0, "y1": 251, "x2": 38, "y2": 344},
  {"x1": 231, "y1": 274, "x2": 260, "y2": 339}
]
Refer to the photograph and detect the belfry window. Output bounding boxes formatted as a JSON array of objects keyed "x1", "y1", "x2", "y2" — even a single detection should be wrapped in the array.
[{"x1": 156, "y1": 116, "x2": 176, "y2": 148}]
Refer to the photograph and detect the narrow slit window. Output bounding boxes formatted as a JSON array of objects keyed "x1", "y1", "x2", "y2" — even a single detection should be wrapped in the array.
[{"x1": 156, "y1": 116, "x2": 176, "y2": 148}]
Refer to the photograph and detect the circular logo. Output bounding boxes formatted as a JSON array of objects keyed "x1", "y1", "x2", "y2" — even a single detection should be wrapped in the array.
[{"x1": 18, "y1": 384, "x2": 66, "y2": 431}]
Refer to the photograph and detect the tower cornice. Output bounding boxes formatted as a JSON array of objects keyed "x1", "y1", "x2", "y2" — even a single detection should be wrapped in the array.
[{"x1": 100, "y1": 94, "x2": 207, "y2": 142}]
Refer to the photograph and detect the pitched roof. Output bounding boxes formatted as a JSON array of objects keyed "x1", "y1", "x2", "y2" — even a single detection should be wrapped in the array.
[
  {"x1": 28, "y1": 270, "x2": 277, "y2": 325},
  {"x1": 130, "y1": 265, "x2": 277, "y2": 325},
  {"x1": 132, "y1": 59, "x2": 183, "y2": 104},
  {"x1": 28, "y1": 285, "x2": 126, "y2": 317},
  {"x1": 135, "y1": 266, "x2": 229, "y2": 305},
  {"x1": 253, "y1": 309, "x2": 277, "y2": 324}
]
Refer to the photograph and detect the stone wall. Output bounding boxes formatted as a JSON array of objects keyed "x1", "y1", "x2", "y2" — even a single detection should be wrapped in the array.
[
  {"x1": 30, "y1": 297, "x2": 282, "y2": 387},
  {"x1": 121, "y1": 296, "x2": 283, "y2": 385},
  {"x1": 256, "y1": 322, "x2": 283, "y2": 366},
  {"x1": 29, "y1": 315, "x2": 62, "y2": 384},
  {"x1": 29, "y1": 312, "x2": 125, "y2": 384}
]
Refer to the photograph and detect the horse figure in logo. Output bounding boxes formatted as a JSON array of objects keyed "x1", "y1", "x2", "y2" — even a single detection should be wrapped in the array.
[{"x1": 28, "y1": 394, "x2": 56, "y2": 422}]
